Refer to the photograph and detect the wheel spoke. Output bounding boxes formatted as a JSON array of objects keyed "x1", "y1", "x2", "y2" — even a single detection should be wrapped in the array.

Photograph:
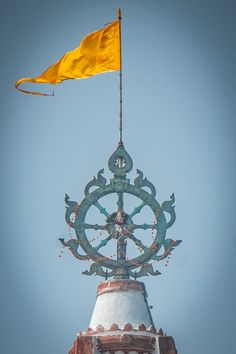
[
  {"x1": 93, "y1": 201, "x2": 110, "y2": 217},
  {"x1": 128, "y1": 233, "x2": 148, "y2": 252},
  {"x1": 94, "y1": 234, "x2": 113, "y2": 251},
  {"x1": 84, "y1": 223, "x2": 107, "y2": 231},
  {"x1": 129, "y1": 202, "x2": 146, "y2": 218},
  {"x1": 131, "y1": 223, "x2": 157, "y2": 231},
  {"x1": 117, "y1": 192, "x2": 124, "y2": 210}
]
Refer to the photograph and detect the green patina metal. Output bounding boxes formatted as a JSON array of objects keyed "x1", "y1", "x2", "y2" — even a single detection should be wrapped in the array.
[{"x1": 60, "y1": 143, "x2": 181, "y2": 279}]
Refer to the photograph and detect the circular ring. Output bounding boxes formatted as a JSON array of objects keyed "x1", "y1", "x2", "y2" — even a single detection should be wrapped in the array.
[{"x1": 74, "y1": 183, "x2": 167, "y2": 271}]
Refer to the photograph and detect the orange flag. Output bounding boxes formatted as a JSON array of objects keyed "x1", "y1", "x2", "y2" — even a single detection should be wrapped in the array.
[{"x1": 15, "y1": 12, "x2": 121, "y2": 96}]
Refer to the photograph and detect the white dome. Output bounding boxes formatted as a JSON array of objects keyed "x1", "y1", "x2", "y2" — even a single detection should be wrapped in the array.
[{"x1": 89, "y1": 279, "x2": 154, "y2": 331}]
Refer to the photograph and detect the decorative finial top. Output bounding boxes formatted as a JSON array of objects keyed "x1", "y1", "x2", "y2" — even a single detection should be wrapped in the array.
[{"x1": 108, "y1": 144, "x2": 133, "y2": 178}]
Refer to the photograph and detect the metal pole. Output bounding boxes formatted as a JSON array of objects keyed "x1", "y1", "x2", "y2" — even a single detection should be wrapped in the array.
[{"x1": 118, "y1": 8, "x2": 123, "y2": 145}]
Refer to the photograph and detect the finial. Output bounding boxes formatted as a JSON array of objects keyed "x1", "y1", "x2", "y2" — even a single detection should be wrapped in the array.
[{"x1": 108, "y1": 144, "x2": 133, "y2": 178}]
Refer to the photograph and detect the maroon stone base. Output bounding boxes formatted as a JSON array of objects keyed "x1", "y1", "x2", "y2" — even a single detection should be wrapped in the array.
[
  {"x1": 159, "y1": 336, "x2": 178, "y2": 354},
  {"x1": 68, "y1": 334, "x2": 177, "y2": 354},
  {"x1": 68, "y1": 336, "x2": 93, "y2": 354}
]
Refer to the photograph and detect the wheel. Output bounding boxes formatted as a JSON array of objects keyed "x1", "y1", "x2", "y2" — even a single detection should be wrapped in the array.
[{"x1": 60, "y1": 144, "x2": 181, "y2": 279}]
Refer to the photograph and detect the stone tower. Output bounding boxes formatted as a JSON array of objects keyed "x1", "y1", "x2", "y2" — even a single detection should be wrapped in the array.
[{"x1": 68, "y1": 279, "x2": 177, "y2": 354}]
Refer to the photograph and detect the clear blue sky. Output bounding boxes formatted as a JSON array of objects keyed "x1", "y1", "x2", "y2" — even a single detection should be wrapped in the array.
[{"x1": 1, "y1": 1, "x2": 236, "y2": 353}]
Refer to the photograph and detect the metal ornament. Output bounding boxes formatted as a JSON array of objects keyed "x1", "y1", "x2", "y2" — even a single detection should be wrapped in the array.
[{"x1": 60, "y1": 143, "x2": 181, "y2": 279}]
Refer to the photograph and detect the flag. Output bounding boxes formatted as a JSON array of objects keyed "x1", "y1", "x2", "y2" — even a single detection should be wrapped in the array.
[{"x1": 15, "y1": 12, "x2": 121, "y2": 96}]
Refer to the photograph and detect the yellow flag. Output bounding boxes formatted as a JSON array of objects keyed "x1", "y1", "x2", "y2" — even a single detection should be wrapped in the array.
[{"x1": 15, "y1": 15, "x2": 120, "y2": 96}]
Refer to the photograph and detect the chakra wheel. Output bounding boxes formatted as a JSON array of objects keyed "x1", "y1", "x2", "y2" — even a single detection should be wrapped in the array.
[{"x1": 60, "y1": 144, "x2": 181, "y2": 279}]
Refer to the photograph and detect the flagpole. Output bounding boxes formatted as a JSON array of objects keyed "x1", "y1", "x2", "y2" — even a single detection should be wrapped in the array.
[{"x1": 118, "y1": 8, "x2": 123, "y2": 145}]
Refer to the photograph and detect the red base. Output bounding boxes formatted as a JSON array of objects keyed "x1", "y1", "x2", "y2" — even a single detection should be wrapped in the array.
[{"x1": 68, "y1": 334, "x2": 177, "y2": 354}]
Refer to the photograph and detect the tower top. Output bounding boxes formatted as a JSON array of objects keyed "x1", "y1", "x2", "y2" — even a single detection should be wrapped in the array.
[{"x1": 89, "y1": 279, "x2": 154, "y2": 331}]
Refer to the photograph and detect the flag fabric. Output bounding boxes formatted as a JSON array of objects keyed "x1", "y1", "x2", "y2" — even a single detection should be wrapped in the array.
[{"x1": 15, "y1": 16, "x2": 120, "y2": 96}]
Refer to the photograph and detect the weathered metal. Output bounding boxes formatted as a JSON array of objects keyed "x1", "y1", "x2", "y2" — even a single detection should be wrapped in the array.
[{"x1": 60, "y1": 143, "x2": 181, "y2": 279}]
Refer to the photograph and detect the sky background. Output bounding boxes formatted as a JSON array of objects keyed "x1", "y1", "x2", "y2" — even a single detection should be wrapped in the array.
[{"x1": 1, "y1": 0, "x2": 236, "y2": 353}]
